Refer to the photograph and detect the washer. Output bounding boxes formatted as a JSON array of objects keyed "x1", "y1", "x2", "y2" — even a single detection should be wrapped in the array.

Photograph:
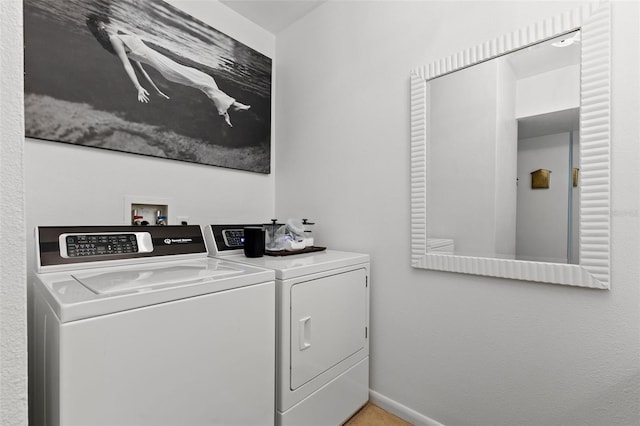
[
  {"x1": 205, "y1": 224, "x2": 370, "y2": 426},
  {"x1": 30, "y1": 225, "x2": 276, "y2": 426}
]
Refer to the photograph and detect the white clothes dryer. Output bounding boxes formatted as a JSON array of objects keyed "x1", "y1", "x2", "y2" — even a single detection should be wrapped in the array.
[
  {"x1": 30, "y1": 225, "x2": 276, "y2": 426},
  {"x1": 205, "y1": 224, "x2": 370, "y2": 426}
]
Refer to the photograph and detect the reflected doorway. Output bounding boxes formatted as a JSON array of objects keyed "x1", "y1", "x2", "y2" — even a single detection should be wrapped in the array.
[{"x1": 516, "y1": 108, "x2": 579, "y2": 264}]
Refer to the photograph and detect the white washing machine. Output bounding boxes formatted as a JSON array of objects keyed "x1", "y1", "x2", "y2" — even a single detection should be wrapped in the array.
[
  {"x1": 30, "y1": 225, "x2": 276, "y2": 426},
  {"x1": 205, "y1": 224, "x2": 370, "y2": 426}
]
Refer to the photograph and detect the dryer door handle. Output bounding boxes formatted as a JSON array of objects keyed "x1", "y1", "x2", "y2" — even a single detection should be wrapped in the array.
[{"x1": 298, "y1": 316, "x2": 311, "y2": 351}]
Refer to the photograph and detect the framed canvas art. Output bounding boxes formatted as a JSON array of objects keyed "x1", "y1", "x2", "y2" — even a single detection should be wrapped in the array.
[{"x1": 24, "y1": 0, "x2": 272, "y2": 173}]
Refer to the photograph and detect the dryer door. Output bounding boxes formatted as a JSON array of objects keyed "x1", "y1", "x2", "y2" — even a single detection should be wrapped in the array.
[{"x1": 290, "y1": 268, "x2": 367, "y2": 390}]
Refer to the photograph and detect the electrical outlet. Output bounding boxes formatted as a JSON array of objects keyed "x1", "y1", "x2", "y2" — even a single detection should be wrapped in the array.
[{"x1": 177, "y1": 216, "x2": 189, "y2": 226}]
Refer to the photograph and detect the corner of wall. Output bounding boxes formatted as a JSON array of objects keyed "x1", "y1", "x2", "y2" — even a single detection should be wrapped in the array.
[{"x1": 0, "y1": 0, "x2": 28, "y2": 425}]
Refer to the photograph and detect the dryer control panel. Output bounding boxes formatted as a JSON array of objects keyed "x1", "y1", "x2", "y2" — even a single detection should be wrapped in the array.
[
  {"x1": 207, "y1": 224, "x2": 263, "y2": 255},
  {"x1": 222, "y1": 229, "x2": 246, "y2": 248}
]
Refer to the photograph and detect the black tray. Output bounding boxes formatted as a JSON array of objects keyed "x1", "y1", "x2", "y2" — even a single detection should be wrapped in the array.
[{"x1": 265, "y1": 246, "x2": 326, "y2": 257}]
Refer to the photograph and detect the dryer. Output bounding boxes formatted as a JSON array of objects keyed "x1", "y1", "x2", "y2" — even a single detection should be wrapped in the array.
[
  {"x1": 205, "y1": 224, "x2": 370, "y2": 426},
  {"x1": 30, "y1": 225, "x2": 276, "y2": 426}
]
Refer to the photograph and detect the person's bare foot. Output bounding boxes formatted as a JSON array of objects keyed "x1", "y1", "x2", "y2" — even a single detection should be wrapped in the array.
[
  {"x1": 223, "y1": 112, "x2": 232, "y2": 127},
  {"x1": 231, "y1": 102, "x2": 250, "y2": 112}
]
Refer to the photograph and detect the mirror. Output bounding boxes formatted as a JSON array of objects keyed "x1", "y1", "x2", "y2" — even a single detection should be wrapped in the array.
[
  {"x1": 410, "y1": 3, "x2": 610, "y2": 289},
  {"x1": 427, "y1": 31, "x2": 580, "y2": 263}
]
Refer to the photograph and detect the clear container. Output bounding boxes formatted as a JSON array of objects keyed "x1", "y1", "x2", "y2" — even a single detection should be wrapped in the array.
[{"x1": 264, "y1": 219, "x2": 283, "y2": 251}]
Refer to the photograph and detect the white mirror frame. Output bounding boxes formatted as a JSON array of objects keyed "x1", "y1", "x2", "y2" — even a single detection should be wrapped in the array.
[{"x1": 410, "y1": 2, "x2": 611, "y2": 289}]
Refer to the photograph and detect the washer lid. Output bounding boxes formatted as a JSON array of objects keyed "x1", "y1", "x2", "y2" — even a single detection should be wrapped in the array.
[
  {"x1": 33, "y1": 258, "x2": 275, "y2": 323},
  {"x1": 73, "y1": 262, "x2": 240, "y2": 295}
]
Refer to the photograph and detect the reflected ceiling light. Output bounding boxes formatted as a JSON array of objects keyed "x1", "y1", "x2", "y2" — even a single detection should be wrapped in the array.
[{"x1": 552, "y1": 31, "x2": 581, "y2": 48}]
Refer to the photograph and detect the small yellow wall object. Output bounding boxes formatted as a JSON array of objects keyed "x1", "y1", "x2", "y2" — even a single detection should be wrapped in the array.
[
  {"x1": 531, "y1": 168, "x2": 551, "y2": 189},
  {"x1": 573, "y1": 167, "x2": 579, "y2": 187}
]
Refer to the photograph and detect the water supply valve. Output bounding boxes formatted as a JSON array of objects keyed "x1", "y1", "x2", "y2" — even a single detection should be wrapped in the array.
[{"x1": 156, "y1": 210, "x2": 167, "y2": 226}]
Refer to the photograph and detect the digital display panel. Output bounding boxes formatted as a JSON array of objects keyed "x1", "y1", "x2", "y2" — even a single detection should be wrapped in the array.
[{"x1": 64, "y1": 234, "x2": 139, "y2": 257}]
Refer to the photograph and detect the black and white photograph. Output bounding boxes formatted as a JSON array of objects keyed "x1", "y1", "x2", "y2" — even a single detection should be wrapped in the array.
[{"x1": 24, "y1": 0, "x2": 272, "y2": 173}]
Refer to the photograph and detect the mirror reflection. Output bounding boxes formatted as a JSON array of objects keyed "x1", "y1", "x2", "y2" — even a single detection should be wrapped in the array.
[{"x1": 426, "y1": 31, "x2": 580, "y2": 264}]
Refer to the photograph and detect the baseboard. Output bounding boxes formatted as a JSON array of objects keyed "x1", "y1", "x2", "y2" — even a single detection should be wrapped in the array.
[{"x1": 369, "y1": 390, "x2": 445, "y2": 426}]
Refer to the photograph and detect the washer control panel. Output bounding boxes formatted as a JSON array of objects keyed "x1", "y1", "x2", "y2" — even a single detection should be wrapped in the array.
[
  {"x1": 37, "y1": 225, "x2": 208, "y2": 271},
  {"x1": 59, "y1": 232, "x2": 153, "y2": 258}
]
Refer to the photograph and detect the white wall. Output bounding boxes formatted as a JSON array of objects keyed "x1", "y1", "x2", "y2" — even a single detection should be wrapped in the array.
[
  {"x1": 426, "y1": 56, "x2": 517, "y2": 259},
  {"x1": 516, "y1": 64, "x2": 580, "y2": 119},
  {"x1": 428, "y1": 59, "x2": 499, "y2": 257},
  {"x1": 0, "y1": 1, "x2": 27, "y2": 424},
  {"x1": 276, "y1": 2, "x2": 640, "y2": 425},
  {"x1": 494, "y1": 58, "x2": 518, "y2": 259}
]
